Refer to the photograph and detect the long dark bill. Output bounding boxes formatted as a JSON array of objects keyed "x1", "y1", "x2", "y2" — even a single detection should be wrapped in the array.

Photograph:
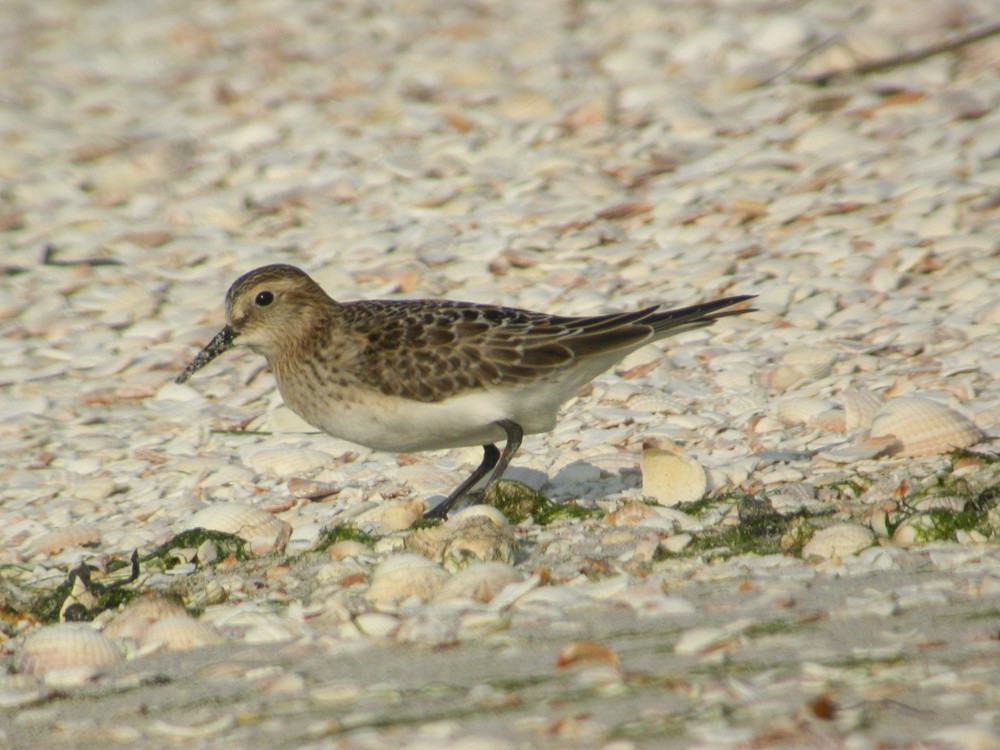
[{"x1": 175, "y1": 326, "x2": 236, "y2": 383}]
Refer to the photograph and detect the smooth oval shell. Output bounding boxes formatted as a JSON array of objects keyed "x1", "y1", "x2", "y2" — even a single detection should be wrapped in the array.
[
  {"x1": 641, "y1": 445, "x2": 707, "y2": 506},
  {"x1": 139, "y1": 615, "x2": 224, "y2": 651},
  {"x1": 188, "y1": 503, "x2": 291, "y2": 545},
  {"x1": 802, "y1": 524, "x2": 875, "y2": 560},
  {"x1": 365, "y1": 553, "x2": 450, "y2": 606},
  {"x1": 19, "y1": 624, "x2": 123, "y2": 676},
  {"x1": 434, "y1": 562, "x2": 525, "y2": 603},
  {"x1": 870, "y1": 397, "x2": 983, "y2": 457}
]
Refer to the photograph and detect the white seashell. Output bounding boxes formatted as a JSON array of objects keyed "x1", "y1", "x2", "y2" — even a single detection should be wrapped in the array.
[
  {"x1": 892, "y1": 514, "x2": 943, "y2": 545},
  {"x1": 24, "y1": 525, "x2": 102, "y2": 558},
  {"x1": 245, "y1": 447, "x2": 334, "y2": 475},
  {"x1": 103, "y1": 595, "x2": 189, "y2": 641},
  {"x1": 406, "y1": 507, "x2": 517, "y2": 568},
  {"x1": 641, "y1": 444, "x2": 707, "y2": 506},
  {"x1": 188, "y1": 503, "x2": 292, "y2": 547},
  {"x1": 842, "y1": 388, "x2": 884, "y2": 431},
  {"x1": 138, "y1": 615, "x2": 224, "y2": 651},
  {"x1": 777, "y1": 397, "x2": 833, "y2": 426},
  {"x1": 365, "y1": 554, "x2": 450, "y2": 606},
  {"x1": 353, "y1": 612, "x2": 400, "y2": 638},
  {"x1": 869, "y1": 397, "x2": 983, "y2": 457},
  {"x1": 327, "y1": 540, "x2": 372, "y2": 561},
  {"x1": 802, "y1": 524, "x2": 875, "y2": 560},
  {"x1": 18, "y1": 624, "x2": 123, "y2": 676},
  {"x1": 810, "y1": 409, "x2": 846, "y2": 433},
  {"x1": 434, "y1": 562, "x2": 525, "y2": 603}
]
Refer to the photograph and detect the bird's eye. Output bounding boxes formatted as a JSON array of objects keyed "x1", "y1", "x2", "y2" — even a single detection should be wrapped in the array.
[{"x1": 255, "y1": 291, "x2": 274, "y2": 307}]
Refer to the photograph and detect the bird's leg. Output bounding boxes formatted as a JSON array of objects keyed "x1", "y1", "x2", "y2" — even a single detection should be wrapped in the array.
[
  {"x1": 481, "y1": 419, "x2": 523, "y2": 496},
  {"x1": 424, "y1": 443, "x2": 500, "y2": 519}
]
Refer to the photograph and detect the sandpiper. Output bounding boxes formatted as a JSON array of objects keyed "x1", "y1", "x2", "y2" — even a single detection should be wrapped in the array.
[{"x1": 177, "y1": 264, "x2": 755, "y2": 518}]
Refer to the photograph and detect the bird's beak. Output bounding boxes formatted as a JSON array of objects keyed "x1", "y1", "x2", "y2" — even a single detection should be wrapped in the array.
[{"x1": 175, "y1": 326, "x2": 236, "y2": 383}]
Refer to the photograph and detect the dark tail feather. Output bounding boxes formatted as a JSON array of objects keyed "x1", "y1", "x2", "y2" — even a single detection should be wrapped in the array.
[{"x1": 648, "y1": 294, "x2": 756, "y2": 337}]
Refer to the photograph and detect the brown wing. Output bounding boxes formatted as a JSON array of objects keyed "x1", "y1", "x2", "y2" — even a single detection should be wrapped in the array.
[{"x1": 339, "y1": 299, "x2": 660, "y2": 402}]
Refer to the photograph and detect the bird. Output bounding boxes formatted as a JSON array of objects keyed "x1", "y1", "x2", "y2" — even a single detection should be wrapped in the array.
[{"x1": 177, "y1": 264, "x2": 755, "y2": 518}]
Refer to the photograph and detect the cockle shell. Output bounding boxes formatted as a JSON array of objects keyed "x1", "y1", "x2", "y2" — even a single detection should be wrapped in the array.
[
  {"x1": 842, "y1": 388, "x2": 884, "y2": 431},
  {"x1": 802, "y1": 524, "x2": 875, "y2": 560},
  {"x1": 777, "y1": 397, "x2": 834, "y2": 426},
  {"x1": 103, "y1": 595, "x2": 189, "y2": 641},
  {"x1": 138, "y1": 615, "x2": 225, "y2": 651},
  {"x1": 763, "y1": 348, "x2": 837, "y2": 391},
  {"x1": 869, "y1": 397, "x2": 983, "y2": 457},
  {"x1": 406, "y1": 505, "x2": 517, "y2": 568},
  {"x1": 187, "y1": 503, "x2": 291, "y2": 553},
  {"x1": 245, "y1": 447, "x2": 334, "y2": 475},
  {"x1": 18, "y1": 624, "x2": 123, "y2": 677},
  {"x1": 365, "y1": 553, "x2": 450, "y2": 606}
]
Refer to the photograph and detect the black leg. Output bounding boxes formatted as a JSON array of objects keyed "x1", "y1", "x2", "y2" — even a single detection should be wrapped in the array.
[
  {"x1": 424, "y1": 443, "x2": 500, "y2": 519},
  {"x1": 423, "y1": 420, "x2": 525, "y2": 519},
  {"x1": 481, "y1": 419, "x2": 523, "y2": 495}
]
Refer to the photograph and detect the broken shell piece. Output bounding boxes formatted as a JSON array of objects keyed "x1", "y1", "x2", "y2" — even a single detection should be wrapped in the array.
[
  {"x1": 365, "y1": 553, "x2": 450, "y2": 606},
  {"x1": 870, "y1": 397, "x2": 983, "y2": 457},
  {"x1": 188, "y1": 503, "x2": 292, "y2": 551},
  {"x1": 641, "y1": 444, "x2": 707, "y2": 506},
  {"x1": 842, "y1": 388, "x2": 884, "y2": 431},
  {"x1": 138, "y1": 615, "x2": 224, "y2": 652},
  {"x1": 406, "y1": 506, "x2": 517, "y2": 568},
  {"x1": 764, "y1": 348, "x2": 837, "y2": 391},
  {"x1": 18, "y1": 624, "x2": 123, "y2": 677}
]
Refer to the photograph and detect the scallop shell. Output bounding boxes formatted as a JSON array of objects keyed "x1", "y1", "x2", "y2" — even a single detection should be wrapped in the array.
[
  {"x1": 355, "y1": 499, "x2": 425, "y2": 532},
  {"x1": 103, "y1": 595, "x2": 189, "y2": 641},
  {"x1": 869, "y1": 397, "x2": 983, "y2": 457},
  {"x1": 18, "y1": 624, "x2": 124, "y2": 676},
  {"x1": 188, "y1": 503, "x2": 292, "y2": 548},
  {"x1": 842, "y1": 388, "x2": 883, "y2": 431},
  {"x1": 434, "y1": 562, "x2": 525, "y2": 603},
  {"x1": 640, "y1": 444, "x2": 707, "y2": 507},
  {"x1": 24, "y1": 525, "x2": 102, "y2": 558},
  {"x1": 138, "y1": 615, "x2": 225, "y2": 651},
  {"x1": 802, "y1": 524, "x2": 875, "y2": 560},
  {"x1": 365, "y1": 554, "x2": 450, "y2": 606}
]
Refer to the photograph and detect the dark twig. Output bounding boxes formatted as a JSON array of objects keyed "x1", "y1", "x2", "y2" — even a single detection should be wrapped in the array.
[{"x1": 796, "y1": 19, "x2": 1000, "y2": 85}]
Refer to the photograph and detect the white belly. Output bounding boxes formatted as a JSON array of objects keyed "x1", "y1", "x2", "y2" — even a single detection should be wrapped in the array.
[{"x1": 277, "y1": 379, "x2": 573, "y2": 452}]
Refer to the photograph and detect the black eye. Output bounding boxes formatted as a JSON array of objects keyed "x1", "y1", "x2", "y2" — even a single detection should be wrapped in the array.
[{"x1": 255, "y1": 291, "x2": 274, "y2": 307}]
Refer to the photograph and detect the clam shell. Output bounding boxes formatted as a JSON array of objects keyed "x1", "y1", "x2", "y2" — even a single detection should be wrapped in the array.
[
  {"x1": 842, "y1": 388, "x2": 884, "y2": 431},
  {"x1": 870, "y1": 397, "x2": 983, "y2": 457},
  {"x1": 18, "y1": 624, "x2": 123, "y2": 676},
  {"x1": 641, "y1": 444, "x2": 707, "y2": 506},
  {"x1": 365, "y1": 554, "x2": 450, "y2": 606},
  {"x1": 24, "y1": 525, "x2": 102, "y2": 558},
  {"x1": 781, "y1": 348, "x2": 836, "y2": 379},
  {"x1": 188, "y1": 503, "x2": 292, "y2": 547},
  {"x1": 138, "y1": 615, "x2": 224, "y2": 651},
  {"x1": 434, "y1": 562, "x2": 525, "y2": 603},
  {"x1": 406, "y1": 506, "x2": 517, "y2": 568}
]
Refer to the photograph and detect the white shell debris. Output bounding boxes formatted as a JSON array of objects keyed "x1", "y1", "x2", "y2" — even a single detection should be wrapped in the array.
[
  {"x1": 842, "y1": 388, "x2": 884, "y2": 431},
  {"x1": 245, "y1": 447, "x2": 334, "y2": 475},
  {"x1": 24, "y1": 525, "x2": 102, "y2": 558},
  {"x1": 641, "y1": 444, "x2": 707, "y2": 506},
  {"x1": 103, "y1": 595, "x2": 190, "y2": 642},
  {"x1": 434, "y1": 562, "x2": 525, "y2": 603},
  {"x1": 869, "y1": 397, "x2": 984, "y2": 458},
  {"x1": 18, "y1": 625, "x2": 124, "y2": 678}
]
